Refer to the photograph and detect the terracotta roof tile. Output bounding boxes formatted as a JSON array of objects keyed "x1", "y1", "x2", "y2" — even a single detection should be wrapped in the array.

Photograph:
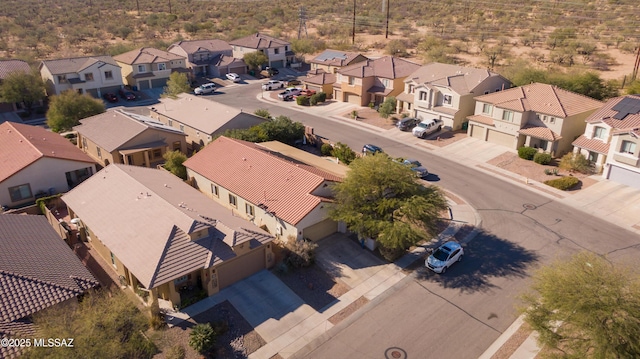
[
  {"x1": 228, "y1": 33, "x2": 289, "y2": 49},
  {"x1": 169, "y1": 39, "x2": 231, "y2": 54},
  {"x1": 468, "y1": 114, "x2": 495, "y2": 126},
  {"x1": 0, "y1": 122, "x2": 96, "y2": 183},
  {"x1": 0, "y1": 60, "x2": 31, "y2": 80},
  {"x1": 338, "y1": 56, "x2": 421, "y2": 79},
  {"x1": 518, "y1": 125, "x2": 562, "y2": 141},
  {"x1": 572, "y1": 135, "x2": 610, "y2": 154},
  {"x1": 113, "y1": 47, "x2": 185, "y2": 65},
  {"x1": 304, "y1": 72, "x2": 336, "y2": 85},
  {"x1": 40, "y1": 56, "x2": 119, "y2": 75},
  {"x1": 585, "y1": 95, "x2": 640, "y2": 130},
  {"x1": 184, "y1": 137, "x2": 342, "y2": 225},
  {"x1": 407, "y1": 63, "x2": 508, "y2": 94},
  {"x1": 310, "y1": 50, "x2": 366, "y2": 67}
]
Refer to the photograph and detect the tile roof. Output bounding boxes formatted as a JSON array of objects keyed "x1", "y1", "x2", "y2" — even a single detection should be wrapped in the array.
[
  {"x1": 0, "y1": 214, "x2": 98, "y2": 324},
  {"x1": 228, "y1": 33, "x2": 290, "y2": 49},
  {"x1": 0, "y1": 60, "x2": 31, "y2": 80},
  {"x1": 474, "y1": 83, "x2": 604, "y2": 118},
  {"x1": 184, "y1": 137, "x2": 342, "y2": 225},
  {"x1": 468, "y1": 114, "x2": 495, "y2": 126},
  {"x1": 304, "y1": 72, "x2": 336, "y2": 85},
  {"x1": 168, "y1": 39, "x2": 232, "y2": 54},
  {"x1": 257, "y1": 141, "x2": 349, "y2": 178},
  {"x1": 113, "y1": 47, "x2": 185, "y2": 65},
  {"x1": 406, "y1": 62, "x2": 508, "y2": 94},
  {"x1": 215, "y1": 54, "x2": 245, "y2": 67},
  {"x1": 150, "y1": 93, "x2": 265, "y2": 135},
  {"x1": 338, "y1": 56, "x2": 421, "y2": 79},
  {"x1": 396, "y1": 92, "x2": 414, "y2": 103},
  {"x1": 585, "y1": 95, "x2": 640, "y2": 130},
  {"x1": 518, "y1": 125, "x2": 562, "y2": 141},
  {"x1": 310, "y1": 50, "x2": 366, "y2": 67},
  {"x1": 572, "y1": 135, "x2": 610, "y2": 154},
  {"x1": 40, "y1": 56, "x2": 119, "y2": 75},
  {"x1": 61, "y1": 164, "x2": 273, "y2": 289},
  {"x1": 0, "y1": 122, "x2": 96, "y2": 183},
  {"x1": 74, "y1": 109, "x2": 184, "y2": 152}
]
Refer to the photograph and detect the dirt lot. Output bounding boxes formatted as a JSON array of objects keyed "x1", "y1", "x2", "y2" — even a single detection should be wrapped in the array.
[{"x1": 341, "y1": 108, "x2": 398, "y2": 130}]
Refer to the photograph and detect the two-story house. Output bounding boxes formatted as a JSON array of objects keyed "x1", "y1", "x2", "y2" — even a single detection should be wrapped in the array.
[
  {"x1": 572, "y1": 95, "x2": 640, "y2": 188},
  {"x1": 39, "y1": 56, "x2": 123, "y2": 97},
  {"x1": 333, "y1": 56, "x2": 421, "y2": 107},
  {"x1": 184, "y1": 136, "x2": 344, "y2": 242},
  {"x1": 62, "y1": 164, "x2": 274, "y2": 309},
  {"x1": 148, "y1": 93, "x2": 268, "y2": 151},
  {"x1": 113, "y1": 47, "x2": 188, "y2": 90},
  {"x1": 0, "y1": 60, "x2": 32, "y2": 112},
  {"x1": 398, "y1": 63, "x2": 512, "y2": 130},
  {"x1": 229, "y1": 33, "x2": 293, "y2": 69},
  {"x1": 74, "y1": 109, "x2": 187, "y2": 168},
  {"x1": 167, "y1": 39, "x2": 247, "y2": 77},
  {"x1": 309, "y1": 50, "x2": 368, "y2": 74},
  {"x1": 0, "y1": 122, "x2": 96, "y2": 209},
  {"x1": 467, "y1": 83, "x2": 604, "y2": 156}
]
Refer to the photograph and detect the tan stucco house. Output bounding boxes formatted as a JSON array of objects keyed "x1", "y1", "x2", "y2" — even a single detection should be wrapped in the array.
[
  {"x1": 308, "y1": 50, "x2": 368, "y2": 74},
  {"x1": 62, "y1": 164, "x2": 274, "y2": 309},
  {"x1": 74, "y1": 109, "x2": 187, "y2": 168},
  {"x1": 229, "y1": 33, "x2": 294, "y2": 69},
  {"x1": 39, "y1": 56, "x2": 123, "y2": 97},
  {"x1": 333, "y1": 56, "x2": 421, "y2": 107},
  {"x1": 467, "y1": 83, "x2": 604, "y2": 156},
  {"x1": 184, "y1": 137, "x2": 344, "y2": 242},
  {"x1": 572, "y1": 95, "x2": 640, "y2": 188},
  {"x1": 113, "y1": 47, "x2": 188, "y2": 90},
  {"x1": 398, "y1": 63, "x2": 512, "y2": 130},
  {"x1": 167, "y1": 39, "x2": 247, "y2": 77},
  {"x1": 0, "y1": 122, "x2": 96, "y2": 209}
]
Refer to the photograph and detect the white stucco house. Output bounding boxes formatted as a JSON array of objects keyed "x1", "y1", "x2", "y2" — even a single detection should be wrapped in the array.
[{"x1": 39, "y1": 56, "x2": 123, "y2": 97}]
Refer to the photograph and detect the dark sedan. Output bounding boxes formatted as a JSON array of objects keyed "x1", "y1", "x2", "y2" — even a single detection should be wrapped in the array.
[
  {"x1": 396, "y1": 117, "x2": 420, "y2": 131},
  {"x1": 103, "y1": 93, "x2": 118, "y2": 103},
  {"x1": 119, "y1": 89, "x2": 136, "y2": 101}
]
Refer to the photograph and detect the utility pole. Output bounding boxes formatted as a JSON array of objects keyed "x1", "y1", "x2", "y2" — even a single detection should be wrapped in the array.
[
  {"x1": 136, "y1": 0, "x2": 140, "y2": 16},
  {"x1": 168, "y1": 0, "x2": 172, "y2": 14},
  {"x1": 385, "y1": 0, "x2": 390, "y2": 39},
  {"x1": 298, "y1": 6, "x2": 308, "y2": 40},
  {"x1": 352, "y1": 0, "x2": 356, "y2": 44}
]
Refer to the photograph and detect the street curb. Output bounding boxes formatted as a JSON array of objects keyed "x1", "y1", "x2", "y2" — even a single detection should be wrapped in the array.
[{"x1": 478, "y1": 315, "x2": 526, "y2": 359}]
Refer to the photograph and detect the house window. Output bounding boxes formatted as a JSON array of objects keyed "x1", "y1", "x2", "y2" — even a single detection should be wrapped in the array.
[
  {"x1": 408, "y1": 103, "x2": 412, "y2": 110},
  {"x1": 57, "y1": 75, "x2": 67, "y2": 84},
  {"x1": 211, "y1": 184, "x2": 219, "y2": 197},
  {"x1": 110, "y1": 252, "x2": 117, "y2": 268},
  {"x1": 104, "y1": 71, "x2": 113, "y2": 80},
  {"x1": 229, "y1": 194, "x2": 237, "y2": 207},
  {"x1": 419, "y1": 91, "x2": 428, "y2": 101},
  {"x1": 173, "y1": 141, "x2": 181, "y2": 151},
  {"x1": 540, "y1": 115, "x2": 548, "y2": 122},
  {"x1": 173, "y1": 275, "x2": 188, "y2": 284},
  {"x1": 502, "y1": 110, "x2": 514, "y2": 122},
  {"x1": 246, "y1": 203, "x2": 254, "y2": 216},
  {"x1": 549, "y1": 117, "x2": 555, "y2": 124},
  {"x1": 409, "y1": 84, "x2": 415, "y2": 93},
  {"x1": 348, "y1": 76, "x2": 355, "y2": 85},
  {"x1": 588, "y1": 151, "x2": 598, "y2": 163},
  {"x1": 8, "y1": 184, "x2": 33, "y2": 202},
  {"x1": 85, "y1": 73, "x2": 94, "y2": 81},
  {"x1": 179, "y1": 124, "x2": 184, "y2": 132},
  {"x1": 152, "y1": 149, "x2": 162, "y2": 158},
  {"x1": 593, "y1": 126, "x2": 606, "y2": 139},
  {"x1": 382, "y1": 78, "x2": 390, "y2": 87},
  {"x1": 97, "y1": 147, "x2": 102, "y2": 159},
  {"x1": 620, "y1": 140, "x2": 636, "y2": 155},
  {"x1": 157, "y1": 63, "x2": 167, "y2": 71},
  {"x1": 137, "y1": 65, "x2": 146, "y2": 73},
  {"x1": 274, "y1": 48, "x2": 279, "y2": 54},
  {"x1": 285, "y1": 45, "x2": 289, "y2": 51},
  {"x1": 539, "y1": 140, "x2": 548, "y2": 151},
  {"x1": 82, "y1": 137, "x2": 87, "y2": 149},
  {"x1": 443, "y1": 94, "x2": 452, "y2": 105},
  {"x1": 482, "y1": 104, "x2": 493, "y2": 114},
  {"x1": 168, "y1": 119, "x2": 173, "y2": 126}
]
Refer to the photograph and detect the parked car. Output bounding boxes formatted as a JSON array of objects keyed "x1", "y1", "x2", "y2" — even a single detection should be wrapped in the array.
[
  {"x1": 278, "y1": 87, "x2": 302, "y2": 100},
  {"x1": 396, "y1": 117, "x2": 420, "y2": 131},
  {"x1": 412, "y1": 119, "x2": 444, "y2": 139},
  {"x1": 362, "y1": 144, "x2": 383, "y2": 156},
  {"x1": 425, "y1": 241, "x2": 464, "y2": 274},
  {"x1": 194, "y1": 83, "x2": 216, "y2": 95},
  {"x1": 102, "y1": 93, "x2": 118, "y2": 103},
  {"x1": 118, "y1": 89, "x2": 136, "y2": 101},
  {"x1": 285, "y1": 79, "x2": 302, "y2": 87},
  {"x1": 403, "y1": 159, "x2": 429, "y2": 178},
  {"x1": 226, "y1": 73, "x2": 241, "y2": 82},
  {"x1": 262, "y1": 80, "x2": 285, "y2": 91},
  {"x1": 266, "y1": 67, "x2": 279, "y2": 76},
  {"x1": 295, "y1": 89, "x2": 317, "y2": 98}
]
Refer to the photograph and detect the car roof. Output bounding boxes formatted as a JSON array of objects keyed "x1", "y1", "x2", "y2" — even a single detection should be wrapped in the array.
[
  {"x1": 364, "y1": 144, "x2": 382, "y2": 151},
  {"x1": 439, "y1": 241, "x2": 461, "y2": 252}
]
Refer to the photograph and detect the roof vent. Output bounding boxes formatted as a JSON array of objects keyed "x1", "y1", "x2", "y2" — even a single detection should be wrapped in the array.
[{"x1": 242, "y1": 157, "x2": 246, "y2": 161}]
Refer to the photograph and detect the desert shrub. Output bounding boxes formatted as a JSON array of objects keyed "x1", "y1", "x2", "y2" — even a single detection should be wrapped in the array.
[
  {"x1": 188, "y1": 323, "x2": 216, "y2": 354},
  {"x1": 166, "y1": 345, "x2": 185, "y2": 359},
  {"x1": 533, "y1": 152, "x2": 552, "y2": 165},
  {"x1": 283, "y1": 236, "x2": 318, "y2": 268},
  {"x1": 317, "y1": 92, "x2": 327, "y2": 102},
  {"x1": 518, "y1": 146, "x2": 537, "y2": 160},
  {"x1": 332, "y1": 142, "x2": 357, "y2": 164},
  {"x1": 559, "y1": 152, "x2": 592, "y2": 174},
  {"x1": 351, "y1": 110, "x2": 358, "y2": 119},
  {"x1": 254, "y1": 109, "x2": 272, "y2": 119},
  {"x1": 296, "y1": 95, "x2": 310, "y2": 106},
  {"x1": 309, "y1": 93, "x2": 319, "y2": 106},
  {"x1": 544, "y1": 169, "x2": 553, "y2": 175},
  {"x1": 544, "y1": 176, "x2": 580, "y2": 190},
  {"x1": 320, "y1": 143, "x2": 333, "y2": 156}
]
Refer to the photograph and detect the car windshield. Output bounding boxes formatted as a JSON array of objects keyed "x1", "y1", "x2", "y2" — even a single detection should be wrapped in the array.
[
  {"x1": 417, "y1": 123, "x2": 427, "y2": 128},
  {"x1": 432, "y1": 248, "x2": 450, "y2": 261}
]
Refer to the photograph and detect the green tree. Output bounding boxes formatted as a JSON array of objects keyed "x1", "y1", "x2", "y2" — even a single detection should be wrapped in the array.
[
  {"x1": 378, "y1": 96, "x2": 397, "y2": 119},
  {"x1": 24, "y1": 291, "x2": 157, "y2": 359},
  {"x1": 162, "y1": 71, "x2": 191, "y2": 98},
  {"x1": 163, "y1": 150, "x2": 187, "y2": 180},
  {"x1": 188, "y1": 323, "x2": 216, "y2": 354},
  {"x1": 254, "y1": 109, "x2": 273, "y2": 120},
  {"x1": 521, "y1": 252, "x2": 640, "y2": 359},
  {"x1": 243, "y1": 51, "x2": 268, "y2": 70},
  {"x1": 46, "y1": 90, "x2": 105, "y2": 133},
  {"x1": 331, "y1": 142, "x2": 356, "y2": 165},
  {"x1": 329, "y1": 154, "x2": 447, "y2": 259},
  {"x1": 0, "y1": 71, "x2": 46, "y2": 114},
  {"x1": 261, "y1": 116, "x2": 305, "y2": 145}
]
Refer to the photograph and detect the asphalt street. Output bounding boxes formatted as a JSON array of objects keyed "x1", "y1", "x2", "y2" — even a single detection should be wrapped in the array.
[{"x1": 205, "y1": 81, "x2": 640, "y2": 359}]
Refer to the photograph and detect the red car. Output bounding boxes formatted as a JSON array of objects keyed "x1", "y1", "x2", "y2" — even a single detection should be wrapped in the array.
[
  {"x1": 103, "y1": 93, "x2": 118, "y2": 103},
  {"x1": 295, "y1": 89, "x2": 316, "y2": 98}
]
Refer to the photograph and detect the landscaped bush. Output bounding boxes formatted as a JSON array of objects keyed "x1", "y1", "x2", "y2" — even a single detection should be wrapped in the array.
[
  {"x1": 559, "y1": 152, "x2": 592, "y2": 174},
  {"x1": 317, "y1": 92, "x2": 327, "y2": 102},
  {"x1": 320, "y1": 143, "x2": 333, "y2": 156},
  {"x1": 533, "y1": 152, "x2": 552, "y2": 165},
  {"x1": 309, "y1": 94, "x2": 319, "y2": 106},
  {"x1": 544, "y1": 176, "x2": 580, "y2": 190},
  {"x1": 296, "y1": 95, "x2": 310, "y2": 106},
  {"x1": 283, "y1": 235, "x2": 318, "y2": 268},
  {"x1": 518, "y1": 147, "x2": 537, "y2": 160},
  {"x1": 188, "y1": 323, "x2": 216, "y2": 354}
]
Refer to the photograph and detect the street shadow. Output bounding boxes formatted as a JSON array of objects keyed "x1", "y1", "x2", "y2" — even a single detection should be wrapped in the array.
[
  {"x1": 414, "y1": 229, "x2": 539, "y2": 293},
  {"x1": 275, "y1": 265, "x2": 347, "y2": 312}
]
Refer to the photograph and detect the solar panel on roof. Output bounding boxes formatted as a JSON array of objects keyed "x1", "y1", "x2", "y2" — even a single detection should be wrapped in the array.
[
  {"x1": 315, "y1": 50, "x2": 347, "y2": 61},
  {"x1": 612, "y1": 97, "x2": 640, "y2": 120}
]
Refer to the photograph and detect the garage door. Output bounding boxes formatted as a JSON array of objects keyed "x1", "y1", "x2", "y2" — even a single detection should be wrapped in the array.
[
  {"x1": 138, "y1": 80, "x2": 151, "y2": 90},
  {"x1": 470, "y1": 124, "x2": 484, "y2": 139},
  {"x1": 151, "y1": 78, "x2": 168, "y2": 88},
  {"x1": 303, "y1": 219, "x2": 338, "y2": 242},
  {"x1": 608, "y1": 165, "x2": 640, "y2": 189},
  {"x1": 230, "y1": 65, "x2": 247, "y2": 74},
  {"x1": 216, "y1": 247, "x2": 266, "y2": 289},
  {"x1": 345, "y1": 93, "x2": 361, "y2": 105},
  {"x1": 487, "y1": 129, "x2": 514, "y2": 148},
  {"x1": 86, "y1": 88, "x2": 99, "y2": 98},
  {"x1": 271, "y1": 60, "x2": 284, "y2": 69},
  {"x1": 101, "y1": 86, "x2": 121, "y2": 94}
]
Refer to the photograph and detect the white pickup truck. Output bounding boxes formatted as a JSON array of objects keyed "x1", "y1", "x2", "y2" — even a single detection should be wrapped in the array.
[
  {"x1": 412, "y1": 119, "x2": 444, "y2": 139},
  {"x1": 262, "y1": 80, "x2": 285, "y2": 91}
]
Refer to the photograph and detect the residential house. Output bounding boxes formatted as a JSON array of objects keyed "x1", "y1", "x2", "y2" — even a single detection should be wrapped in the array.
[
  {"x1": 398, "y1": 63, "x2": 512, "y2": 130},
  {"x1": 39, "y1": 56, "x2": 123, "y2": 97},
  {"x1": 229, "y1": 33, "x2": 293, "y2": 69},
  {"x1": 0, "y1": 214, "x2": 99, "y2": 359},
  {"x1": 572, "y1": 95, "x2": 640, "y2": 188},
  {"x1": 309, "y1": 50, "x2": 368, "y2": 74},
  {"x1": 467, "y1": 83, "x2": 604, "y2": 156},
  {"x1": 113, "y1": 47, "x2": 188, "y2": 90},
  {"x1": 0, "y1": 60, "x2": 32, "y2": 112},
  {"x1": 184, "y1": 136, "x2": 344, "y2": 242},
  {"x1": 167, "y1": 39, "x2": 247, "y2": 77},
  {"x1": 258, "y1": 141, "x2": 349, "y2": 178},
  {"x1": 148, "y1": 93, "x2": 268, "y2": 150},
  {"x1": 0, "y1": 122, "x2": 96, "y2": 209},
  {"x1": 74, "y1": 109, "x2": 187, "y2": 168},
  {"x1": 61, "y1": 164, "x2": 274, "y2": 309},
  {"x1": 303, "y1": 72, "x2": 336, "y2": 98},
  {"x1": 333, "y1": 56, "x2": 421, "y2": 107}
]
